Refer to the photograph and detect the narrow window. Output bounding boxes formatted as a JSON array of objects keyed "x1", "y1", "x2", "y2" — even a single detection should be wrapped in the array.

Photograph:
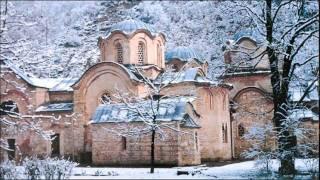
[
  {"x1": 121, "y1": 136, "x2": 127, "y2": 150},
  {"x1": 116, "y1": 43, "x2": 123, "y2": 64},
  {"x1": 51, "y1": 134, "x2": 60, "y2": 157},
  {"x1": 7, "y1": 139, "x2": 15, "y2": 160},
  {"x1": 238, "y1": 124, "x2": 245, "y2": 137},
  {"x1": 224, "y1": 124, "x2": 228, "y2": 143},
  {"x1": 137, "y1": 42, "x2": 145, "y2": 65},
  {"x1": 195, "y1": 132, "x2": 198, "y2": 151},
  {"x1": 222, "y1": 123, "x2": 228, "y2": 143},
  {"x1": 222, "y1": 124, "x2": 225, "y2": 143}
]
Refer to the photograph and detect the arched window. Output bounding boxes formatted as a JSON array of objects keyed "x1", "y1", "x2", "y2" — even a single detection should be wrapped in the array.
[
  {"x1": 137, "y1": 42, "x2": 145, "y2": 65},
  {"x1": 115, "y1": 43, "x2": 123, "y2": 64},
  {"x1": 0, "y1": 101, "x2": 19, "y2": 115},
  {"x1": 99, "y1": 93, "x2": 111, "y2": 104},
  {"x1": 238, "y1": 124, "x2": 245, "y2": 137}
]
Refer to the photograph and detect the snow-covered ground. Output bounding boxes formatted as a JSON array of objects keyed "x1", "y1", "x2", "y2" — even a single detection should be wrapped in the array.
[{"x1": 70, "y1": 159, "x2": 319, "y2": 179}]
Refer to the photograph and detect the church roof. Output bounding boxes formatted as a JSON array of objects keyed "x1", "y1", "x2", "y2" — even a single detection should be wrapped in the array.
[
  {"x1": 233, "y1": 29, "x2": 264, "y2": 44},
  {"x1": 90, "y1": 96, "x2": 200, "y2": 128},
  {"x1": 154, "y1": 67, "x2": 214, "y2": 85},
  {"x1": 108, "y1": 19, "x2": 159, "y2": 37},
  {"x1": 165, "y1": 46, "x2": 206, "y2": 63},
  {"x1": 289, "y1": 81, "x2": 319, "y2": 102},
  {"x1": 35, "y1": 102, "x2": 73, "y2": 112},
  {"x1": 289, "y1": 108, "x2": 319, "y2": 121},
  {"x1": 2, "y1": 60, "x2": 72, "y2": 89}
]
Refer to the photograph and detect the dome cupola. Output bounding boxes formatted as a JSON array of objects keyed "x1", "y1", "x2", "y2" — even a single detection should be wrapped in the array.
[
  {"x1": 98, "y1": 19, "x2": 166, "y2": 69},
  {"x1": 109, "y1": 19, "x2": 157, "y2": 36},
  {"x1": 165, "y1": 46, "x2": 205, "y2": 64},
  {"x1": 165, "y1": 46, "x2": 208, "y2": 74}
]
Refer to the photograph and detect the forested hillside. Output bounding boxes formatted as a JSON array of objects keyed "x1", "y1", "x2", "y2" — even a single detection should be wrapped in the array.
[{"x1": 1, "y1": 1, "x2": 318, "y2": 82}]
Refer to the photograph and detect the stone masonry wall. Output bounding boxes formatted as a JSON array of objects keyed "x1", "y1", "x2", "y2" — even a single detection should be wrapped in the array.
[{"x1": 91, "y1": 122, "x2": 201, "y2": 166}]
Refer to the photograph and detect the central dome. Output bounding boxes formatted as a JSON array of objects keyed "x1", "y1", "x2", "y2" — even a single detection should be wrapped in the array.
[
  {"x1": 165, "y1": 46, "x2": 205, "y2": 63},
  {"x1": 109, "y1": 19, "x2": 157, "y2": 35}
]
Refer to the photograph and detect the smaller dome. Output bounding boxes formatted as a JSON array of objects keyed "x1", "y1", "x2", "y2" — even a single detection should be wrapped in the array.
[
  {"x1": 109, "y1": 19, "x2": 157, "y2": 35},
  {"x1": 165, "y1": 46, "x2": 205, "y2": 63},
  {"x1": 233, "y1": 29, "x2": 264, "y2": 43}
]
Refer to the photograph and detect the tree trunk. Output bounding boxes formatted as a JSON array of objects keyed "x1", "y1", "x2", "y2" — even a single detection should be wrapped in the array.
[
  {"x1": 265, "y1": 0, "x2": 296, "y2": 175},
  {"x1": 150, "y1": 128, "x2": 155, "y2": 173}
]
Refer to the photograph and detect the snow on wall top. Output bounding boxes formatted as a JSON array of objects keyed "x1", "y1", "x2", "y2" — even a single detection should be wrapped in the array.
[
  {"x1": 165, "y1": 46, "x2": 206, "y2": 63},
  {"x1": 91, "y1": 96, "x2": 200, "y2": 128},
  {"x1": 35, "y1": 102, "x2": 73, "y2": 112}
]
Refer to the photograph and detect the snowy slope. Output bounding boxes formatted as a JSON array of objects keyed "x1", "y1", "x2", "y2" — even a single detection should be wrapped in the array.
[{"x1": 70, "y1": 159, "x2": 319, "y2": 179}]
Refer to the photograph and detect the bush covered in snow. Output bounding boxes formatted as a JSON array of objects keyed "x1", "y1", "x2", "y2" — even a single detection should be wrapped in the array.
[
  {"x1": 0, "y1": 160, "x2": 20, "y2": 180},
  {"x1": 0, "y1": 157, "x2": 78, "y2": 180}
]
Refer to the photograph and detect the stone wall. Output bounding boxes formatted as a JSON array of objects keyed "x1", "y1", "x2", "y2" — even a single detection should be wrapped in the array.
[
  {"x1": 0, "y1": 112, "x2": 84, "y2": 162},
  {"x1": 49, "y1": 91, "x2": 73, "y2": 102},
  {"x1": 195, "y1": 87, "x2": 232, "y2": 161},
  {"x1": 91, "y1": 122, "x2": 200, "y2": 166},
  {"x1": 0, "y1": 70, "x2": 85, "y2": 162}
]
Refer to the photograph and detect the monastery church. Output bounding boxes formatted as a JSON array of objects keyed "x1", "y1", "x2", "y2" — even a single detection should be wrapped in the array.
[{"x1": 0, "y1": 19, "x2": 318, "y2": 165}]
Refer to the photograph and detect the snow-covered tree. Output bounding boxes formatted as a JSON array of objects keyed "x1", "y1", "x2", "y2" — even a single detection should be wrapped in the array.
[
  {"x1": 227, "y1": 0, "x2": 319, "y2": 175},
  {"x1": 242, "y1": 122, "x2": 276, "y2": 174},
  {"x1": 98, "y1": 66, "x2": 198, "y2": 173}
]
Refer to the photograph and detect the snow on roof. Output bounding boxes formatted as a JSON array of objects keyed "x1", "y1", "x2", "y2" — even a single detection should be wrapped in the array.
[
  {"x1": 49, "y1": 78, "x2": 78, "y2": 92},
  {"x1": 2, "y1": 60, "x2": 67, "y2": 89},
  {"x1": 233, "y1": 29, "x2": 264, "y2": 44},
  {"x1": 29, "y1": 78, "x2": 65, "y2": 89},
  {"x1": 2, "y1": 60, "x2": 80, "y2": 91},
  {"x1": 154, "y1": 67, "x2": 215, "y2": 85},
  {"x1": 223, "y1": 69, "x2": 271, "y2": 77},
  {"x1": 165, "y1": 46, "x2": 206, "y2": 63},
  {"x1": 91, "y1": 96, "x2": 200, "y2": 128},
  {"x1": 289, "y1": 108, "x2": 319, "y2": 121},
  {"x1": 35, "y1": 102, "x2": 73, "y2": 112},
  {"x1": 289, "y1": 81, "x2": 319, "y2": 102},
  {"x1": 104, "y1": 19, "x2": 165, "y2": 39}
]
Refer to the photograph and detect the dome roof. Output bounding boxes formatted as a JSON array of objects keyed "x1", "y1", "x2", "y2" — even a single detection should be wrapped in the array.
[
  {"x1": 109, "y1": 19, "x2": 157, "y2": 36},
  {"x1": 165, "y1": 46, "x2": 205, "y2": 63},
  {"x1": 233, "y1": 29, "x2": 264, "y2": 44}
]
